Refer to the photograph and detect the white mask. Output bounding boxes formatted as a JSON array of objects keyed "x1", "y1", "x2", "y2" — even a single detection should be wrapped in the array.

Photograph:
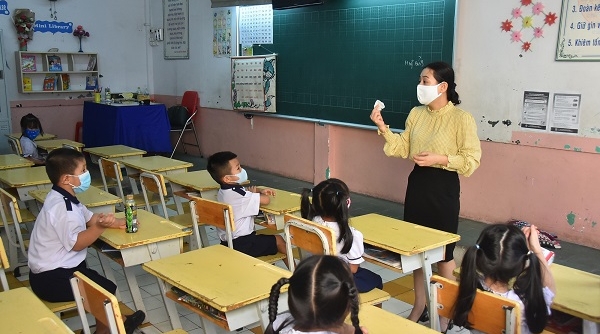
[
  {"x1": 231, "y1": 168, "x2": 248, "y2": 184},
  {"x1": 417, "y1": 83, "x2": 443, "y2": 105}
]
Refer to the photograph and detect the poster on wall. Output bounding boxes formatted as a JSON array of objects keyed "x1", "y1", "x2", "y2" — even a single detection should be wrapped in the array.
[
  {"x1": 213, "y1": 9, "x2": 232, "y2": 57},
  {"x1": 550, "y1": 93, "x2": 581, "y2": 133},
  {"x1": 231, "y1": 55, "x2": 276, "y2": 113},
  {"x1": 556, "y1": 0, "x2": 600, "y2": 60},
  {"x1": 521, "y1": 91, "x2": 550, "y2": 130},
  {"x1": 164, "y1": 0, "x2": 189, "y2": 60},
  {"x1": 239, "y1": 5, "x2": 273, "y2": 45}
]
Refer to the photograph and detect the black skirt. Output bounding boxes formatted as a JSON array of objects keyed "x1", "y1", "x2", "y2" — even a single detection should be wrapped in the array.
[{"x1": 404, "y1": 164, "x2": 460, "y2": 262}]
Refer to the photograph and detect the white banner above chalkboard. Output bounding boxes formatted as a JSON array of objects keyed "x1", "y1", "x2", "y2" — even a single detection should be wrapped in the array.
[{"x1": 556, "y1": 0, "x2": 600, "y2": 60}]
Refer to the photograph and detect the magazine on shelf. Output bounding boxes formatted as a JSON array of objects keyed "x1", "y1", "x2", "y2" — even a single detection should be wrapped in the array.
[
  {"x1": 86, "y1": 76, "x2": 98, "y2": 90},
  {"x1": 48, "y1": 55, "x2": 62, "y2": 71},
  {"x1": 363, "y1": 244, "x2": 402, "y2": 269},
  {"x1": 87, "y1": 55, "x2": 97, "y2": 71},
  {"x1": 43, "y1": 75, "x2": 55, "y2": 91},
  {"x1": 21, "y1": 54, "x2": 36, "y2": 72}
]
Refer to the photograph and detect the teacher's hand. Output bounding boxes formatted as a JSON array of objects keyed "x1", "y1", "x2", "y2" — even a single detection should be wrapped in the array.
[
  {"x1": 413, "y1": 152, "x2": 448, "y2": 167},
  {"x1": 370, "y1": 108, "x2": 387, "y2": 132}
]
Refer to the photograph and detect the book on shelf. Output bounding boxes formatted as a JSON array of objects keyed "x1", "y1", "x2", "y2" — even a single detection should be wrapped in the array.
[
  {"x1": 21, "y1": 54, "x2": 36, "y2": 72},
  {"x1": 22, "y1": 77, "x2": 32, "y2": 91},
  {"x1": 61, "y1": 73, "x2": 70, "y2": 90},
  {"x1": 86, "y1": 55, "x2": 97, "y2": 71},
  {"x1": 43, "y1": 75, "x2": 55, "y2": 91},
  {"x1": 85, "y1": 76, "x2": 98, "y2": 90},
  {"x1": 363, "y1": 244, "x2": 402, "y2": 269},
  {"x1": 170, "y1": 286, "x2": 227, "y2": 321},
  {"x1": 48, "y1": 55, "x2": 62, "y2": 71}
]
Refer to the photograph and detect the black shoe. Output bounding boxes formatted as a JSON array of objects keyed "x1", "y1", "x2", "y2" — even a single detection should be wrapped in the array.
[
  {"x1": 124, "y1": 310, "x2": 145, "y2": 334},
  {"x1": 418, "y1": 306, "x2": 429, "y2": 323}
]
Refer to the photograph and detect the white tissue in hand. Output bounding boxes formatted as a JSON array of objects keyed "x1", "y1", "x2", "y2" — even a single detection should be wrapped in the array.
[{"x1": 374, "y1": 100, "x2": 385, "y2": 111}]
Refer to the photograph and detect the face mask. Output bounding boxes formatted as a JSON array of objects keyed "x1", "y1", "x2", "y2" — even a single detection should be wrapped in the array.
[
  {"x1": 69, "y1": 170, "x2": 91, "y2": 194},
  {"x1": 417, "y1": 83, "x2": 443, "y2": 105},
  {"x1": 231, "y1": 168, "x2": 248, "y2": 184},
  {"x1": 25, "y1": 129, "x2": 40, "y2": 140}
]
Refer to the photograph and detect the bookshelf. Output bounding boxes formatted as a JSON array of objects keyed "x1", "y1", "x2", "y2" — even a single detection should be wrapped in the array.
[{"x1": 15, "y1": 51, "x2": 99, "y2": 94}]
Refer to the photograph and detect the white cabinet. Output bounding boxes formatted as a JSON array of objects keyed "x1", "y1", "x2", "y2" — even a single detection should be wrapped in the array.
[{"x1": 15, "y1": 51, "x2": 99, "y2": 94}]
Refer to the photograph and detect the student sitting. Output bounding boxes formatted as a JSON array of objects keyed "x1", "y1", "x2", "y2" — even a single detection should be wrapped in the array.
[
  {"x1": 207, "y1": 151, "x2": 287, "y2": 262},
  {"x1": 453, "y1": 224, "x2": 556, "y2": 334},
  {"x1": 27, "y1": 148, "x2": 145, "y2": 334},
  {"x1": 300, "y1": 178, "x2": 383, "y2": 293},
  {"x1": 19, "y1": 113, "x2": 46, "y2": 165},
  {"x1": 265, "y1": 255, "x2": 366, "y2": 334}
]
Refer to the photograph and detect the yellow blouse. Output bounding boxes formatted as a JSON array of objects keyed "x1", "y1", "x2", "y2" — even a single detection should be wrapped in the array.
[{"x1": 379, "y1": 102, "x2": 481, "y2": 177}]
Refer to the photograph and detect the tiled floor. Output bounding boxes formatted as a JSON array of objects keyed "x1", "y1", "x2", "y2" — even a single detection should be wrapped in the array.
[{"x1": 7, "y1": 152, "x2": 600, "y2": 333}]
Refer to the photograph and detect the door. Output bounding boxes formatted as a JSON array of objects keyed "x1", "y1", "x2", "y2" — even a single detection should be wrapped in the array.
[{"x1": 0, "y1": 30, "x2": 11, "y2": 153}]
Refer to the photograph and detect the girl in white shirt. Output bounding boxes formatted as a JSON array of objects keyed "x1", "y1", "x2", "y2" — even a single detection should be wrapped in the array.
[
  {"x1": 265, "y1": 255, "x2": 364, "y2": 334},
  {"x1": 453, "y1": 224, "x2": 556, "y2": 334},
  {"x1": 19, "y1": 113, "x2": 46, "y2": 165},
  {"x1": 300, "y1": 178, "x2": 382, "y2": 293}
]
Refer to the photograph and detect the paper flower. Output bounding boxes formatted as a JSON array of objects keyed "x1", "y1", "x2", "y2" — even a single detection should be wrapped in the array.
[
  {"x1": 13, "y1": 9, "x2": 35, "y2": 41},
  {"x1": 533, "y1": 27, "x2": 544, "y2": 38},
  {"x1": 521, "y1": 0, "x2": 533, "y2": 5},
  {"x1": 522, "y1": 16, "x2": 533, "y2": 28},
  {"x1": 511, "y1": 30, "x2": 523, "y2": 42},
  {"x1": 512, "y1": 7, "x2": 523, "y2": 18},
  {"x1": 545, "y1": 12, "x2": 557, "y2": 25},
  {"x1": 522, "y1": 41, "x2": 532, "y2": 51},
  {"x1": 532, "y1": 2, "x2": 544, "y2": 15},
  {"x1": 501, "y1": 19, "x2": 514, "y2": 32},
  {"x1": 73, "y1": 25, "x2": 90, "y2": 38}
]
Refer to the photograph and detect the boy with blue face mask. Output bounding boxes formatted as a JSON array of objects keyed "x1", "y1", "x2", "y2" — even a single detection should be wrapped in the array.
[
  {"x1": 207, "y1": 151, "x2": 288, "y2": 263},
  {"x1": 19, "y1": 113, "x2": 46, "y2": 165},
  {"x1": 28, "y1": 148, "x2": 145, "y2": 334}
]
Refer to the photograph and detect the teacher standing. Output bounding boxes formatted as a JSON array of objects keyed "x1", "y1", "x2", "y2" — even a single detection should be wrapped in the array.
[{"x1": 370, "y1": 62, "x2": 481, "y2": 323}]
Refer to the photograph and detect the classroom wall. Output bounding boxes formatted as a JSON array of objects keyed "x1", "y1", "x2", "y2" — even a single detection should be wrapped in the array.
[{"x1": 156, "y1": 0, "x2": 600, "y2": 249}]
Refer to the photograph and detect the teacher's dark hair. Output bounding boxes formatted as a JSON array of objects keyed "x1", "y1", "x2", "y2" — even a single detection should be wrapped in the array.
[{"x1": 425, "y1": 62, "x2": 460, "y2": 105}]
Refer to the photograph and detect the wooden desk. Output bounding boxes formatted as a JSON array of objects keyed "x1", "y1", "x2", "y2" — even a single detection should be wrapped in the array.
[
  {"x1": 84, "y1": 145, "x2": 146, "y2": 164},
  {"x1": 29, "y1": 186, "x2": 122, "y2": 214},
  {"x1": 121, "y1": 156, "x2": 192, "y2": 194},
  {"x1": 6, "y1": 132, "x2": 57, "y2": 141},
  {"x1": 0, "y1": 154, "x2": 34, "y2": 170},
  {"x1": 258, "y1": 187, "x2": 301, "y2": 230},
  {"x1": 36, "y1": 139, "x2": 85, "y2": 152},
  {"x1": 356, "y1": 304, "x2": 439, "y2": 333},
  {"x1": 0, "y1": 166, "x2": 51, "y2": 202},
  {"x1": 351, "y1": 213, "x2": 460, "y2": 329},
  {"x1": 551, "y1": 264, "x2": 600, "y2": 334},
  {"x1": 143, "y1": 244, "x2": 291, "y2": 333},
  {"x1": 166, "y1": 170, "x2": 220, "y2": 213},
  {"x1": 0, "y1": 287, "x2": 74, "y2": 333},
  {"x1": 95, "y1": 209, "x2": 191, "y2": 315}
]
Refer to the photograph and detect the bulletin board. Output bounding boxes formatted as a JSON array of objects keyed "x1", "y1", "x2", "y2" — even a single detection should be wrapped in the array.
[
  {"x1": 164, "y1": 0, "x2": 190, "y2": 59},
  {"x1": 252, "y1": 0, "x2": 456, "y2": 128}
]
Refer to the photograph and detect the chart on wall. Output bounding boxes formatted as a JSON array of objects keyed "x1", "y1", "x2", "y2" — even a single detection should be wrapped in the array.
[
  {"x1": 231, "y1": 55, "x2": 276, "y2": 113},
  {"x1": 164, "y1": 0, "x2": 189, "y2": 59},
  {"x1": 556, "y1": 0, "x2": 600, "y2": 60}
]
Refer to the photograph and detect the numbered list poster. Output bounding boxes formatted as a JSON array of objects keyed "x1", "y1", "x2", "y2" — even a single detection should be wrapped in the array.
[
  {"x1": 556, "y1": 0, "x2": 600, "y2": 60},
  {"x1": 164, "y1": 0, "x2": 189, "y2": 59}
]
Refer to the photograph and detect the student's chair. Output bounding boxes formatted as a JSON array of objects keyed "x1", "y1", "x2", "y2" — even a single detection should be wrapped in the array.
[
  {"x1": 189, "y1": 196, "x2": 286, "y2": 264},
  {"x1": 0, "y1": 238, "x2": 11, "y2": 291},
  {"x1": 7, "y1": 137, "x2": 22, "y2": 155},
  {"x1": 429, "y1": 274, "x2": 522, "y2": 334},
  {"x1": 0, "y1": 188, "x2": 35, "y2": 270},
  {"x1": 168, "y1": 90, "x2": 200, "y2": 158},
  {"x1": 99, "y1": 158, "x2": 158, "y2": 211},
  {"x1": 70, "y1": 271, "x2": 188, "y2": 334},
  {"x1": 139, "y1": 171, "x2": 207, "y2": 248},
  {"x1": 283, "y1": 214, "x2": 391, "y2": 306}
]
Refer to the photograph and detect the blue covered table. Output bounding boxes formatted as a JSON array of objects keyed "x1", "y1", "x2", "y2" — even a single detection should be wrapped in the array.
[{"x1": 82, "y1": 101, "x2": 172, "y2": 153}]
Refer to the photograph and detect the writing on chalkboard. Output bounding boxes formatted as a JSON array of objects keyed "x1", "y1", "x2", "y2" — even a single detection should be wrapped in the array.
[{"x1": 405, "y1": 56, "x2": 425, "y2": 69}]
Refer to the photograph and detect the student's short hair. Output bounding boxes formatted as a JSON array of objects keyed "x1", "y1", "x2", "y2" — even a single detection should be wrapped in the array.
[
  {"x1": 45, "y1": 148, "x2": 85, "y2": 184},
  {"x1": 20, "y1": 113, "x2": 44, "y2": 135},
  {"x1": 207, "y1": 151, "x2": 237, "y2": 184}
]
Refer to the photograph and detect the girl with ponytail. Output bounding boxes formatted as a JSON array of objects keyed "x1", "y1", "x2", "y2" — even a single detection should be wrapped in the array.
[
  {"x1": 453, "y1": 224, "x2": 556, "y2": 334},
  {"x1": 264, "y1": 255, "x2": 364, "y2": 334},
  {"x1": 300, "y1": 178, "x2": 382, "y2": 293}
]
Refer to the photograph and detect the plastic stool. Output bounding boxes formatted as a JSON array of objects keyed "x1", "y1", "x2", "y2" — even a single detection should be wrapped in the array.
[{"x1": 75, "y1": 121, "x2": 83, "y2": 142}]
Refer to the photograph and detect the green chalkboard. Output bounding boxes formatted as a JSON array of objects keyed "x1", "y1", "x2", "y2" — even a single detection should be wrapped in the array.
[{"x1": 254, "y1": 0, "x2": 456, "y2": 128}]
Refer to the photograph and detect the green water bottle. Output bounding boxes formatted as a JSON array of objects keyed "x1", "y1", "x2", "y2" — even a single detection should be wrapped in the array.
[{"x1": 125, "y1": 194, "x2": 138, "y2": 233}]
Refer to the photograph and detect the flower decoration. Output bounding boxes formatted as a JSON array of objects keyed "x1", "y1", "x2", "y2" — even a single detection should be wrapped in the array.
[
  {"x1": 13, "y1": 9, "x2": 35, "y2": 50},
  {"x1": 500, "y1": 1, "x2": 557, "y2": 55},
  {"x1": 73, "y1": 25, "x2": 90, "y2": 38}
]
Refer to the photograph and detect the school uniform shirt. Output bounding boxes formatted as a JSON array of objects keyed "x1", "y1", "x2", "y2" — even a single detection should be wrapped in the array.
[
  {"x1": 312, "y1": 216, "x2": 365, "y2": 265},
  {"x1": 217, "y1": 184, "x2": 260, "y2": 241},
  {"x1": 20, "y1": 135, "x2": 43, "y2": 160},
  {"x1": 378, "y1": 101, "x2": 481, "y2": 177},
  {"x1": 28, "y1": 185, "x2": 94, "y2": 274},
  {"x1": 273, "y1": 312, "x2": 339, "y2": 334}
]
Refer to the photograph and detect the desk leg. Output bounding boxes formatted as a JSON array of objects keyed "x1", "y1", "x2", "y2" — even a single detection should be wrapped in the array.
[
  {"x1": 582, "y1": 320, "x2": 599, "y2": 334},
  {"x1": 123, "y1": 266, "x2": 147, "y2": 314},
  {"x1": 97, "y1": 253, "x2": 123, "y2": 301},
  {"x1": 156, "y1": 279, "x2": 183, "y2": 330},
  {"x1": 199, "y1": 316, "x2": 224, "y2": 334},
  {"x1": 124, "y1": 166, "x2": 140, "y2": 194},
  {"x1": 419, "y1": 251, "x2": 437, "y2": 331}
]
